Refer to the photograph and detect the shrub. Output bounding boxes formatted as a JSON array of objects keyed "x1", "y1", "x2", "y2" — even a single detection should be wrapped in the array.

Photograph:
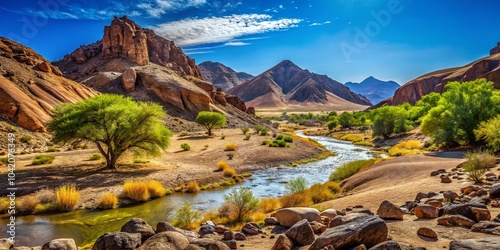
[
  {"x1": 0, "y1": 157, "x2": 7, "y2": 166},
  {"x1": 33, "y1": 202, "x2": 57, "y2": 214},
  {"x1": 46, "y1": 147, "x2": 59, "y2": 152},
  {"x1": 17, "y1": 195, "x2": 40, "y2": 214},
  {"x1": 55, "y1": 184, "x2": 80, "y2": 212},
  {"x1": 147, "y1": 180, "x2": 166, "y2": 198},
  {"x1": 227, "y1": 153, "x2": 234, "y2": 160},
  {"x1": 244, "y1": 134, "x2": 251, "y2": 140},
  {"x1": 388, "y1": 140, "x2": 423, "y2": 156},
  {"x1": 98, "y1": 193, "x2": 118, "y2": 209},
  {"x1": 172, "y1": 202, "x2": 201, "y2": 230},
  {"x1": 241, "y1": 127, "x2": 250, "y2": 135},
  {"x1": 224, "y1": 187, "x2": 259, "y2": 222},
  {"x1": 286, "y1": 177, "x2": 307, "y2": 194},
  {"x1": 181, "y1": 143, "x2": 191, "y2": 151},
  {"x1": 224, "y1": 143, "x2": 237, "y2": 151},
  {"x1": 32, "y1": 154, "x2": 55, "y2": 165},
  {"x1": 217, "y1": 161, "x2": 228, "y2": 171},
  {"x1": 223, "y1": 166, "x2": 236, "y2": 177},
  {"x1": 259, "y1": 198, "x2": 281, "y2": 213},
  {"x1": 260, "y1": 128, "x2": 268, "y2": 136},
  {"x1": 340, "y1": 134, "x2": 364, "y2": 143},
  {"x1": 329, "y1": 159, "x2": 377, "y2": 182},
  {"x1": 463, "y1": 151, "x2": 497, "y2": 183},
  {"x1": 186, "y1": 181, "x2": 200, "y2": 193},
  {"x1": 0, "y1": 197, "x2": 10, "y2": 214},
  {"x1": 180, "y1": 130, "x2": 189, "y2": 136},
  {"x1": 353, "y1": 141, "x2": 374, "y2": 147},
  {"x1": 262, "y1": 140, "x2": 271, "y2": 146},
  {"x1": 20, "y1": 135, "x2": 32, "y2": 144},
  {"x1": 307, "y1": 182, "x2": 341, "y2": 204},
  {"x1": 89, "y1": 153, "x2": 102, "y2": 161},
  {"x1": 35, "y1": 188, "x2": 55, "y2": 203},
  {"x1": 276, "y1": 135, "x2": 284, "y2": 140},
  {"x1": 283, "y1": 136, "x2": 293, "y2": 143},
  {"x1": 133, "y1": 158, "x2": 149, "y2": 164},
  {"x1": 203, "y1": 145, "x2": 209, "y2": 150},
  {"x1": 123, "y1": 181, "x2": 150, "y2": 202},
  {"x1": 221, "y1": 134, "x2": 226, "y2": 140},
  {"x1": 253, "y1": 125, "x2": 264, "y2": 133},
  {"x1": 276, "y1": 140, "x2": 287, "y2": 147},
  {"x1": 196, "y1": 111, "x2": 227, "y2": 136},
  {"x1": 475, "y1": 115, "x2": 500, "y2": 151},
  {"x1": 279, "y1": 192, "x2": 312, "y2": 208}
]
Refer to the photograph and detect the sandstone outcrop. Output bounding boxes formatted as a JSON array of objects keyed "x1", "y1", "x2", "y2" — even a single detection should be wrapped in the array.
[
  {"x1": 273, "y1": 207, "x2": 322, "y2": 227},
  {"x1": 0, "y1": 37, "x2": 97, "y2": 132}
]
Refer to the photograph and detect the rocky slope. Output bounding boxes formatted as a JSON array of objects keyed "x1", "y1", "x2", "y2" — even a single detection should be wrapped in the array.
[
  {"x1": 198, "y1": 61, "x2": 254, "y2": 91},
  {"x1": 55, "y1": 16, "x2": 254, "y2": 121},
  {"x1": 228, "y1": 60, "x2": 371, "y2": 110},
  {"x1": 345, "y1": 76, "x2": 400, "y2": 105},
  {"x1": 378, "y1": 43, "x2": 500, "y2": 107},
  {"x1": 0, "y1": 37, "x2": 97, "y2": 132}
]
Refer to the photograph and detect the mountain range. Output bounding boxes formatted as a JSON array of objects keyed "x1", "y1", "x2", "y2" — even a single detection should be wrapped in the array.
[
  {"x1": 227, "y1": 60, "x2": 371, "y2": 111},
  {"x1": 345, "y1": 77, "x2": 400, "y2": 105},
  {"x1": 198, "y1": 61, "x2": 254, "y2": 91}
]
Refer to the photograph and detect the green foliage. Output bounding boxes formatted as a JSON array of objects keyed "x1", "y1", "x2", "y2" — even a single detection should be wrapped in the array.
[
  {"x1": 48, "y1": 94, "x2": 172, "y2": 169},
  {"x1": 32, "y1": 154, "x2": 55, "y2": 165},
  {"x1": 462, "y1": 150, "x2": 497, "y2": 183},
  {"x1": 260, "y1": 128, "x2": 268, "y2": 136},
  {"x1": 244, "y1": 134, "x2": 251, "y2": 140},
  {"x1": 227, "y1": 153, "x2": 235, "y2": 160},
  {"x1": 89, "y1": 153, "x2": 102, "y2": 161},
  {"x1": 224, "y1": 187, "x2": 259, "y2": 222},
  {"x1": 253, "y1": 125, "x2": 264, "y2": 132},
  {"x1": 20, "y1": 135, "x2": 32, "y2": 144},
  {"x1": 276, "y1": 135, "x2": 284, "y2": 140},
  {"x1": 262, "y1": 140, "x2": 271, "y2": 146},
  {"x1": 475, "y1": 115, "x2": 500, "y2": 151},
  {"x1": 46, "y1": 147, "x2": 59, "y2": 152},
  {"x1": 329, "y1": 159, "x2": 377, "y2": 182},
  {"x1": 195, "y1": 111, "x2": 227, "y2": 136},
  {"x1": 286, "y1": 177, "x2": 307, "y2": 194},
  {"x1": 408, "y1": 92, "x2": 441, "y2": 122},
  {"x1": 338, "y1": 112, "x2": 354, "y2": 129},
  {"x1": 180, "y1": 143, "x2": 191, "y2": 151},
  {"x1": 241, "y1": 127, "x2": 250, "y2": 135},
  {"x1": 371, "y1": 105, "x2": 412, "y2": 139},
  {"x1": 283, "y1": 136, "x2": 293, "y2": 143},
  {"x1": 326, "y1": 117, "x2": 339, "y2": 130},
  {"x1": 421, "y1": 79, "x2": 500, "y2": 146},
  {"x1": 172, "y1": 202, "x2": 201, "y2": 229}
]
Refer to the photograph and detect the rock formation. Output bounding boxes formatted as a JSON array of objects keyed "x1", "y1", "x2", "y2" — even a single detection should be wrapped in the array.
[
  {"x1": 198, "y1": 61, "x2": 254, "y2": 91},
  {"x1": 0, "y1": 37, "x2": 97, "y2": 132}
]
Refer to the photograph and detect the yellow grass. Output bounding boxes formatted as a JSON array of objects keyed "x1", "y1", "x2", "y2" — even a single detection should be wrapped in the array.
[
  {"x1": 146, "y1": 180, "x2": 166, "y2": 198},
  {"x1": 123, "y1": 181, "x2": 150, "y2": 202},
  {"x1": 340, "y1": 134, "x2": 364, "y2": 143},
  {"x1": 224, "y1": 143, "x2": 238, "y2": 151},
  {"x1": 98, "y1": 193, "x2": 118, "y2": 209},
  {"x1": 186, "y1": 181, "x2": 201, "y2": 193},
  {"x1": 0, "y1": 197, "x2": 10, "y2": 214},
  {"x1": 279, "y1": 192, "x2": 313, "y2": 208},
  {"x1": 250, "y1": 211, "x2": 267, "y2": 222},
  {"x1": 259, "y1": 197, "x2": 281, "y2": 213},
  {"x1": 223, "y1": 166, "x2": 236, "y2": 177},
  {"x1": 17, "y1": 195, "x2": 40, "y2": 214},
  {"x1": 389, "y1": 140, "x2": 424, "y2": 157},
  {"x1": 217, "y1": 161, "x2": 228, "y2": 171},
  {"x1": 56, "y1": 184, "x2": 80, "y2": 212}
]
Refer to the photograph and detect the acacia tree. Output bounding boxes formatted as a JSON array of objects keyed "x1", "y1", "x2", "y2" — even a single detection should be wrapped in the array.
[
  {"x1": 196, "y1": 111, "x2": 226, "y2": 136},
  {"x1": 48, "y1": 94, "x2": 172, "y2": 169}
]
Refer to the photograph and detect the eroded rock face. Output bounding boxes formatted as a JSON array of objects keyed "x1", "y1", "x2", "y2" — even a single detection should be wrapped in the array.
[
  {"x1": 450, "y1": 237, "x2": 500, "y2": 250},
  {"x1": 121, "y1": 68, "x2": 137, "y2": 92}
]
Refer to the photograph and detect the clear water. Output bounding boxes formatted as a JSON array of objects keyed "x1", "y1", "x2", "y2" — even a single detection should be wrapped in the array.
[{"x1": 0, "y1": 132, "x2": 373, "y2": 247}]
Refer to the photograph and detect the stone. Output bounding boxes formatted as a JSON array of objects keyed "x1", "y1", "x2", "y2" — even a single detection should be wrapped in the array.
[
  {"x1": 320, "y1": 209, "x2": 338, "y2": 220},
  {"x1": 92, "y1": 232, "x2": 142, "y2": 250},
  {"x1": 352, "y1": 245, "x2": 367, "y2": 250},
  {"x1": 426, "y1": 200, "x2": 443, "y2": 208},
  {"x1": 461, "y1": 185, "x2": 478, "y2": 195},
  {"x1": 136, "y1": 231, "x2": 189, "y2": 250},
  {"x1": 246, "y1": 107, "x2": 256, "y2": 115},
  {"x1": 190, "y1": 238, "x2": 230, "y2": 250},
  {"x1": 0, "y1": 238, "x2": 14, "y2": 249},
  {"x1": 271, "y1": 235, "x2": 293, "y2": 250},
  {"x1": 377, "y1": 200, "x2": 405, "y2": 220},
  {"x1": 417, "y1": 227, "x2": 437, "y2": 238},
  {"x1": 471, "y1": 207, "x2": 491, "y2": 222},
  {"x1": 284, "y1": 219, "x2": 315, "y2": 246},
  {"x1": 225, "y1": 95, "x2": 247, "y2": 112},
  {"x1": 414, "y1": 204, "x2": 439, "y2": 219},
  {"x1": 121, "y1": 68, "x2": 137, "y2": 92},
  {"x1": 309, "y1": 215, "x2": 388, "y2": 250},
  {"x1": 223, "y1": 240, "x2": 237, "y2": 249},
  {"x1": 37, "y1": 62, "x2": 51, "y2": 73},
  {"x1": 264, "y1": 217, "x2": 280, "y2": 225},
  {"x1": 41, "y1": 239, "x2": 77, "y2": 250},
  {"x1": 309, "y1": 221, "x2": 327, "y2": 234},
  {"x1": 223, "y1": 230, "x2": 234, "y2": 241},
  {"x1": 437, "y1": 215, "x2": 476, "y2": 228},
  {"x1": 415, "y1": 192, "x2": 428, "y2": 201},
  {"x1": 450, "y1": 237, "x2": 500, "y2": 250},
  {"x1": 443, "y1": 191, "x2": 459, "y2": 202},
  {"x1": 430, "y1": 169, "x2": 446, "y2": 176},
  {"x1": 441, "y1": 203, "x2": 488, "y2": 222},
  {"x1": 351, "y1": 208, "x2": 373, "y2": 215},
  {"x1": 369, "y1": 241, "x2": 401, "y2": 250},
  {"x1": 471, "y1": 221, "x2": 500, "y2": 235},
  {"x1": 274, "y1": 207, "x2": 322, "y2": 227},
  {"x1": 440, "y1": 175, "x2": 452, "y2": 183},
  {"x1": 493, "y1": 213, "x2": 500, "y2": 223},
  {"x1": 234, "y1": 232, "x2": 246, "y2": 241},
  {"x1": 120, "y1": 218, "x2": 155, "y2": 241},
  {"x1": 490, "y1": 183, "x2": 500, "y2": 198},
  {"x1": 156, "y1": 222, "x2": 199, "y2": 239},
  {"x1": 216, "y1": 225, "x2": 228, "y2": 234},
  {"x1": 241, "y1": 222, "x2": 261, "y2": 235}
]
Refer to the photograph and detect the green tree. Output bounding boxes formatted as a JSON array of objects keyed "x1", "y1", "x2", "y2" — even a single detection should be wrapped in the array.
[
  {"x1": 475, "y1": 115, "x2": 500, "y2": 151},
  {"x1": 326, "y1": 117, "x2": 339, "y2": 131},
  {"x1": 338, "y1": 112, "x2": 354, "y2": 129},
  {"x1": 172, "y1": 202, "x2": 201, "y2": 229},
  {"x1": 196, "y1": 111, "x2": 227, "y2": 136},
  {"x1": 48, "y1": 94, "x2": 172, "y2": 169},
  {"x1": 408, "y1": 92, "x2": 441, "y2": 122},
  {"x1": 371, "y1": 105, "x2": 412, "y2": 139},
  {"x1": 224, "y1": 187, "x2": 259, "y2": 222},
  {"x1": 421, "y1": 79, "x2": 500, "y2": 146}
]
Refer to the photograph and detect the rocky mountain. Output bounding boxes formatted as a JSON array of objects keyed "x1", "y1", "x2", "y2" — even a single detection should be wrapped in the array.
[
  {"x1": 55, "y1": 16, "x2": 255, "y2": 121},
  {"x1": 0, "y1": 37, "x2": 97, "y2": 132},
  {"x1": 198, "y1": 61, "x2": 254, "y2": 91},
  {"x1": 345, "y1": 76, "x2": 400, "y2": 105},
  {"x1": 377, "y1": 42, "x2": 500, "y2": 107},
  {"x1": 228, "y1": 60, "x2": 371, "y2": 110}
]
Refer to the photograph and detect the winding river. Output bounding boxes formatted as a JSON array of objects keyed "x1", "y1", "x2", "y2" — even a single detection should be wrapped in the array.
[{"x1": 0, "y1": 132, "x2": 374, "y2": 247}]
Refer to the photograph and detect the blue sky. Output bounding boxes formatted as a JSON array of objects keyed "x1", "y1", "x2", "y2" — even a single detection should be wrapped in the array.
[{"x1": 1, "y1": 0, "x2": 500, "y2": 85}]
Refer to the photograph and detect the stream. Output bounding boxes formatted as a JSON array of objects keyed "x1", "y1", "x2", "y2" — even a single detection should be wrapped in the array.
[{"x1": 0, "y1": 132, "x2": 374, "y2": 247}]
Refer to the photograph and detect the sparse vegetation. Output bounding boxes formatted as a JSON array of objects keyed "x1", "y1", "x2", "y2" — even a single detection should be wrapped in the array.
[
  {"x1": 279, "y1": 192, "x2": 312, "y2": 208},
  {"x1": 463, "y1": 150, "x2": 497, "y2": 183},
  {"x1": 244, "y1": 134, "x2": 251, "y2": 140},
  {"x1": 221, "y1": 134, "x2": 226, "y2": 140},
  {"x1": 97, "y1": 193, "x2": 118, "y2": 209},
  {"x1": 196, "y1": 111, "x2": 227, "y2": 136},
  {"x1": 55, "y1": 184, "x2": 80, "y2": 212},
  {"x1": 146, "y1": 180, "x2": 166, "y2": 198},
  {"x1": 17, "y1": 195, "x2": 40, "y2": 214},
  {"x1": 180, "y1": 130, "x2": 189, "y2": 136},
  {"x1": 88, "y1": 153, "x2": 102, "y2": 161},
  {"x1": 224, "y1": 187, "x2": 259, "y2": 222},
  {"x1": 329, "y1": 159, "x2": 378, "y2": 182},
  {"x1": 0, "y1": 197, "x2": 10, "y2": 214},
  {"x1": 172, "y1": 202, "x2": 201, "y2": 230},
  {"x1": 46, "y1": 146, "x2": 59, "y2": 152},
  {"x1": 259, "y1": 197, "x2": 281, "y2": 213},
  {"x1": 186, "y1": 181, "x2": 200, "y2": 193},
  {"x1": 20, "y1": 135, "x2": 32, "y2": 144},
  {"x1": 227, "y1": 153, "x2": 234, "y2": 160},
  {"x1": 223, "y1": 166, "x2": 236, "y2": 177},
  {"x1": 260, "y1": 128, "x2": 268, "y2": 136},
  {"x1": 286, "y1": 177, "x2": 307, "y2": 194},
  {"x1": 123, "y1": 181, "x2": 150, "y2": 202},
  {"x1": 32, "y1": 154, "x2": 55, "y2": 165},
  {"x1": 241, "y1": 127, "x2": 250, "y2": 135},
  {"x1": 388, "y1": 140, "x2": 424, "y2": 156},
  {"x1": 224, "y1": 143, "x2": 237, "y2": 151},
  {"x1": 35, "y1": 188, "x2": 55, "y2": 203},
  {"x1": 180, "y1": 143, "x2": 191, "y2": 151},
  {"x1": 217, "y1": 161, "x2": 228, "y2": 171}
]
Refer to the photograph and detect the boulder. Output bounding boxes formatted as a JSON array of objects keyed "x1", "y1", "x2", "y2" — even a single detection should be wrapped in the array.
[
  {"x1": 471, "y1": 207, "x2": 491, "y2": 222},
  {"x1": 215, "y1": 225, "x2": 228, "y2": 234},
  {"x1": 92, "y1": 232, "x2": 142, "y2": 250},
  {"x1": 377, "y1": 200, "x2": 404, "y2": 220},
  {"x1": 189, "y1": 238, "x2": 230, "y2": 250},
  {"x1": 241, "y1": 222, "x2": 261, "y2": 235},
  {"x1": 471, "y1": 221, "x2": 500, "y2": 235},
  {"x1": 494, "y1": 213, "x2": 500, "y2": 223},
  {"x1": 369, "y1": 241, "x2": 401, "y2": 250},
  {"x1": 284, "y1": 219, "x2": 315, "y2": 246},
  {"x1": 430, "y1": 169, "x2": 446, "y2": 176},
  {"x1": 41, "y1": 239, "x2": 77, "y2": 250},
  {"x1": 329, "y1": 213, "x2": 368, "y2": 228},
  {"x1": 450, "y1": 237, "x2": 500, "y2": 250},
  {"x1": 223, "y1": 230, "x2": 234, "y2": 241},
  {"x1": 0, "y1": 239, "x2": 14, "y2": 249},
  {"x1": 437, "y1": 215, "x2": 476, "y2": 228},
  {"x1": 271, "y1": 235, "x2": 293, "y2": 250},
  {"x1": 309, "y1": 221, "x2": 327, "y2": 234},
  {"x1": 121, "y1": 68, "x2": 137, "y2": 92},
  {"x1": 121, "y1": 218, "x2": 155, "y2": 241},
  {"x1": 490, "y1": 183, "x2": 500, "y2": 198},
  {"x1": 234, "y1": 232, "x2": 246, "y2": 241},
  {"x1": 440, "y1": 175, "x2": 452, "y2": 183},
  {"x1": 223, "y1": 240, "x2": 237, "y2": 249},
  {"x1": 414, "y1": 204, "x2": 439, "y2": 219},
  {"x1": 414, "y1": 192, "x2": 428, "y2": 201},
  {"x1": 199, "y1": 221, "x2": 216, "y2": 236},
  {"x1": 320, "y1": 209, "x2": 338, "y2": 220},
  {"x1": 274, "y1": 207, "x2": 321, "y2": 227},
  {"x1": 137, "y1": 231, "x2": 190, "y2": 250},
  {"x1": 156, "y1": 222, "x2": 200, "y2": 239},
  {"x1": 441, "y1": 203, "x2": 488, "y2": 222},
  {"x1": 443, "y1": 191, "x2": 459, "y2": 202},
  {"x1": 264, "y1": 217, "x2": 280, "y2": 225},
  {"x1": 37, "y1": 62, "x2": 52, "y2": 73},
  {"x1": 416, "y1": 227, "x2": 437, "y2": 238},
  {"x1": 309, "y1": 215, "x2": 388, "y2": 250}
]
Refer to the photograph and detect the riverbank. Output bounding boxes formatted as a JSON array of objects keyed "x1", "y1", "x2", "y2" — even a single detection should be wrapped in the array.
[{"x1": 0, "y1": 128, "x2": 327, "y2": 210}]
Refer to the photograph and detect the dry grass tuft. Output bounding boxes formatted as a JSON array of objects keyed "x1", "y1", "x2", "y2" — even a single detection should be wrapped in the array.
[
  {"x1": 17, "y1": 195, "x2": 40, "y2": 214},
  {"x1": 389, "y1": 140, "x2": 424, "y2": 156},
  {"x1": 279, "y1": 192, "x2": 313, "y2": 208},
  {"x1": 217, "y1": 161, "x2": 228, "y2": 171},
  {"x1": 98, "y1": 193, "x2": 118, "y2": 209},
  {"x1": 186, "y1": 181, "x2": 201, "y2": 193},
  {"x1": 259, "y1": 197, "x2": 281, "y2": 213},
  {"x1": 224, "y1": 143, "x2": 238, "y2": 151},
  {"x1": 123, "y1": 181, "x2": 150, "y2": 202},
  {"x1": 146, "y1": 180, "x2": 166, "y2": 198},
  {"x1": 223, "y1": 166, "x2": 236, "y2": 177},
  {"x1": 35, "y1": 188, "x2": 55, "y2": 203},
  {"x1": 55, "y1": 184, "x2": 80, "y2": 212}
]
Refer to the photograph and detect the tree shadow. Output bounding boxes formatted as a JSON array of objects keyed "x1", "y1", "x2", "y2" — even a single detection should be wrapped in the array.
[
  {"x1": 417, "y1": 235, "x2": 438, "y2": 242},
  {"x1": 424, "y1": 151, "x2": 465, "y2": 159},
  {"x1": 176, "y1": 136, "x2": 212, "y2": 141}
]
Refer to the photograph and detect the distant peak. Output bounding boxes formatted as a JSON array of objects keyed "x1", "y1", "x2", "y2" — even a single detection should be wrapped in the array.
[
  {"x1": 274, "y1": 59, "x2": 301, "y2": 69},
  {"x1": 366, "y1": 76, "x2": 376, "y2": 80}
]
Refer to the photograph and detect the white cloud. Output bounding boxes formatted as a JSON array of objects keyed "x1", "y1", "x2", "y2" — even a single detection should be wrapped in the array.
[
  {"x1": 137, "y1": 0, "x2": 207, "y2": 18},
  {"x1": 151, "y1": 14, "x2": 302, "y2": 46},
  {"x1": 309, "y1": 21, "x2": 332, "y2": 27},
  {"x1": 224, "y1": 41, "x2": 250, "y2": 46}
]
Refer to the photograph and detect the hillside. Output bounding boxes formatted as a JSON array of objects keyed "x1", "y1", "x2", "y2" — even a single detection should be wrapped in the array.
[
  {"x1": 378, "y1": 42, "x2": 500, "y2": 106},
  {"x1": 198, "y1": 61, "x2": 254, "y2": 91},
  {"x1": 345, "y1": 76, "x2": 400, "y2": 105},
  {"x1": 228, "y1": 60, "x2": 371, "y2": 111}
]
